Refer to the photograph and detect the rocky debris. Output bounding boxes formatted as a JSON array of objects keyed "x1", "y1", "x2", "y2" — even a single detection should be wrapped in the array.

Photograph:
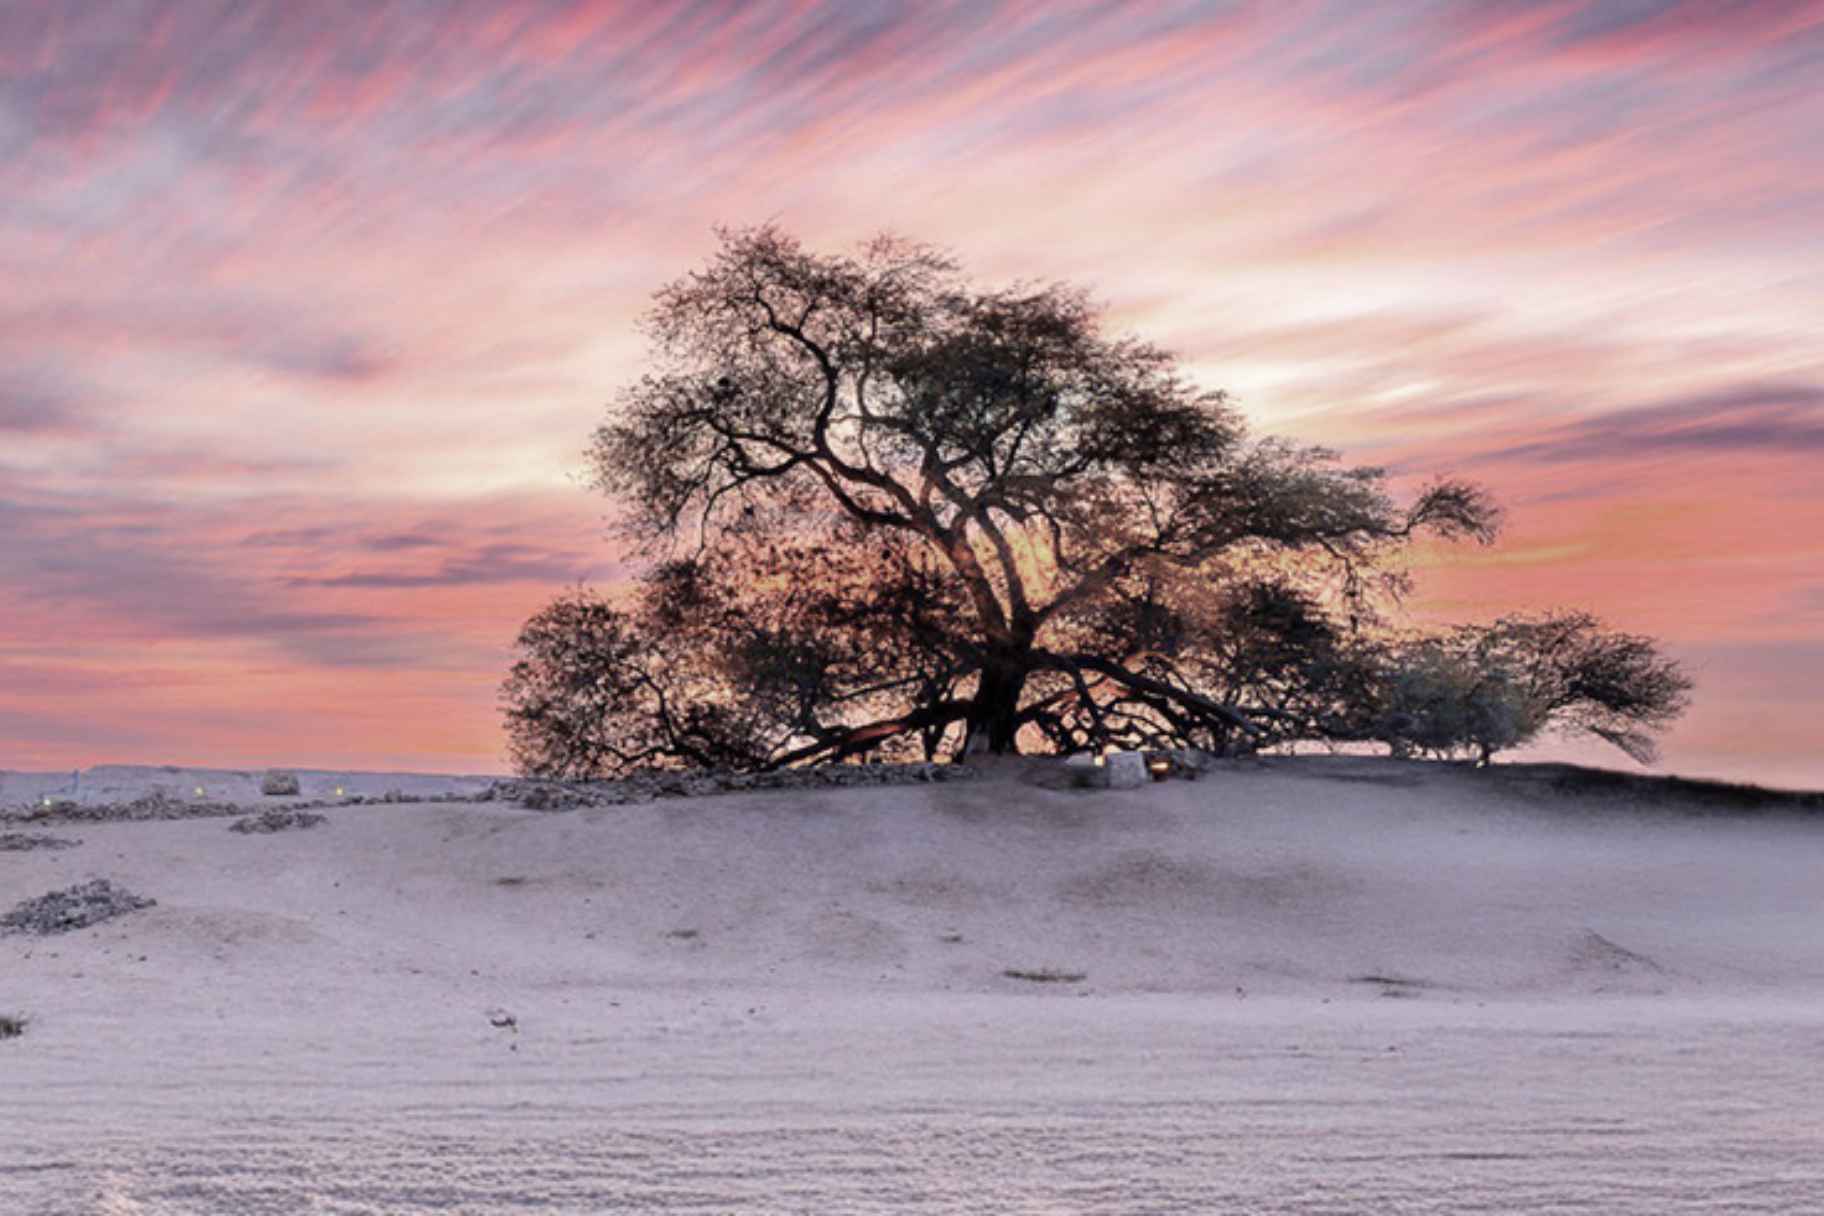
[
  {"x1": 326, "y1": 789, "x2": 469, "y2": 807},
  {"x1": 1, "y1": 786, "x2": 481, "y2": 825},
  {"x1": 487, "y1": 760, "x2": 977, "y2": 811},
  {"x1": 2, "y1": 788, "x2": 248, "y2": 825},
  {"x1": 260, "y1": 770, "x2": 302, "y2": 796},
  {"x1": 0, "y1": 1012, "x2": 25, "y2": 1040},
  {"x1": 229, "y1": 808, "x2": 327, "y2": 834},
  {"x1": 1, "y1": 878, "x2": 156, "y2": 936},
  {"x1": 2, "y1": 761, "x2": 979, "y2": 822},
  {"x1": 0, "y1": 832, "x2": 81, "y2": 852},
  {"x1": 1003, "y1": 967, "x2": 1088, "y2": 983}
]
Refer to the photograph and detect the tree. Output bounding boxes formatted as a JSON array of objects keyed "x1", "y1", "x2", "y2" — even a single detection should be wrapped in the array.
[
  {"x1": 508, "y1": 225, "x2": 1501, "y2": 775},
  {"x1": 1369, "y1": 636, "x2": 1543, "y2": 764},
  {"x1": 1372, "y1": 612, "x2": 1693, "y2": 765},
  {"x1": 503, "y1": 523, "x2": 967, "y2": 777}
]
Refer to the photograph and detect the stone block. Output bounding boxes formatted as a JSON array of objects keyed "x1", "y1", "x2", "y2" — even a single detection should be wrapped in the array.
[
  {"x1": 1105, "y1": 751, "x2": 1148, "y2": 790},
  {"x1": 260, "y1": 770, "x2": 301, "y2": 796}
]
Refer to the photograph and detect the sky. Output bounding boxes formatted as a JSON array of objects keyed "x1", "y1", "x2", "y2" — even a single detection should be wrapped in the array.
[{"x1": 3, "y1": 0, "x2": 1821, "y2": 786}]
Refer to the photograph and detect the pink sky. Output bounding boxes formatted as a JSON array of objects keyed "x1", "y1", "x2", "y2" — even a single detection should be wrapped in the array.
[{"x1": 3, "y1": 0, "x2": 1821, "y2": 786}]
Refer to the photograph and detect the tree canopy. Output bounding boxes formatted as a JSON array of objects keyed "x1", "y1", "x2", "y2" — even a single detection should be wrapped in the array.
[
  {"x1": 1370, "y1": 612, "x2": 1694, "y2": 765},
  {"x1": 507, "y1": 225, "x2": 1542, "y2": 775}
]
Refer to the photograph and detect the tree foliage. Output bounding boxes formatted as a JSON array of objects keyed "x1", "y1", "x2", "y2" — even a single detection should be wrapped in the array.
[
  {"x1": 1370, "y1": 612, "x2": 1693, "y2": 764},
  {"x1": 507, "y1": 225, "x2": 1514, "y2": 775}
]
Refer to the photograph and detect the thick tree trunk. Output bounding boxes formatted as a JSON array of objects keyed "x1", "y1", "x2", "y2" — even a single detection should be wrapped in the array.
[{"x1": 964, "y1": 658, "x2": 1029, "y2": 755}]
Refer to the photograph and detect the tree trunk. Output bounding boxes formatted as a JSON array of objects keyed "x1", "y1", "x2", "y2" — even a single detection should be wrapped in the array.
[{"x1": 964, "y1": 658, "x2": 1029, "y2": 756}]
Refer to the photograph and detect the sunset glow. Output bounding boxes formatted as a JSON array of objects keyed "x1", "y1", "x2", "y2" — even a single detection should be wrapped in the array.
[{"x1": 4, "y1": 1, "x2": 1821, "y2": 785}]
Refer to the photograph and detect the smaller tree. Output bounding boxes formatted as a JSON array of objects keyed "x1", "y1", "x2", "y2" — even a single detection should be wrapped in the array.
[
  {"x1": 1371, "y1": 637, "x2": 1543, "y2": 763},
  {"x1": 501, "y1": 521, "x2": 974, "y2": 779},
  {"x1": 1374, "y1": 612, "x2": 1692, "y2": 764},
  {"x1": 499, "y1": 588, "x2": 769, "y2": 778}
]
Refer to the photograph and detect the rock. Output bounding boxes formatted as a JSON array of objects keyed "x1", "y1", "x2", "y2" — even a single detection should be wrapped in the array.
[
  {"x1": 261, "y1": 770, "x2": 301, "y2": 796},
  {"x1": 1105, "y1": 751, "x2": 1148, "y2": 790}
]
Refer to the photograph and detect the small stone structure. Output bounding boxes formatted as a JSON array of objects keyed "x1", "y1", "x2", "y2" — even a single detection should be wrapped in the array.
[
  {"x1": 1105, "y1": 751, "x2": 1149, "y2": 790},
  {"x1": 261, "y1": 770, "x2": 301, "y2": 796}
]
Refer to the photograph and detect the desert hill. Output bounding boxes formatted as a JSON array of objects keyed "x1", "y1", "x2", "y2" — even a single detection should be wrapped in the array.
[{"x1": 4, "y1": 755, "x2": 1822, "y2": 1212}]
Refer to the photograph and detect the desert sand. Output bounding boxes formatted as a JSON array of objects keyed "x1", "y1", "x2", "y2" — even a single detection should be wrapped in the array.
[{"x1": 3, "y1": 755, "x2": 1822, "y2": 1213}]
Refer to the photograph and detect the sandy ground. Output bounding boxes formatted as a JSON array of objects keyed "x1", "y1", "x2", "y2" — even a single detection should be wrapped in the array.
[{"x1": 3, "y1": 755, "x2": 1823, "y2": 1213}]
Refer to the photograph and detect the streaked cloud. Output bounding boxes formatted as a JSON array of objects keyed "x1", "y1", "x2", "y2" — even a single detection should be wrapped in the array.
[
  {"x1": 1470, "y1": 383, "x2": 1824, "y2": 464},
  {"x1": 1, "y1": 0, "x2": 1820, "y2": 783},
  {"x1": 0, "y1": 365, "x2": 91, "y2": 434},
  {"x1": 287, "y1": 542, "x2": 604, "y2": 589}
]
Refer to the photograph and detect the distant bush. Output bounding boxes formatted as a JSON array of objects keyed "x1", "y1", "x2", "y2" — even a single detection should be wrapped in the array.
[{"x1": 0, "y1": 1013, "x2": 27, "y2": 1039}]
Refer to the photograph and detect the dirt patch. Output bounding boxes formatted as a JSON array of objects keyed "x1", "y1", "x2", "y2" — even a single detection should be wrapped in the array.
[
  {"x1": 1060, "y1": 850, "x2": 1352, "y2": 915},
  {"x1": 1569, "y1": 930, "x2": 1666, "y2": 977},
  {"x1": 864, "y1": 872, "x2": 993, "y2": 911},
  {"x1": 1489, "y1": 763, "x2": 1824, "y2": 815},
  {"x1": 804, "y1": 910, "x2": 904, "y2": 964},
  {"x1": 1061, "y1": 852, "x2": 1214, "y2": 908},
  {"x1": 1350, "y1": 974, "x2": 1440, "y2": 998},
  {"x1": 1315, "y1": 771, "x2": 1426, "y2": 788}
]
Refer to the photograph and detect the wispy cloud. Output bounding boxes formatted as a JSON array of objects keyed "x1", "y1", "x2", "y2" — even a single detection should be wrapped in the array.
[
  {"x1": 287, "y1": 542, "x2": 601, "y2": 589},
  {"x1": 1470, "y1": 383, "x2": 1824, "y2": 465},
  {"x1": 1, "y1": 0, "x2": 1821, "y2": 781}
]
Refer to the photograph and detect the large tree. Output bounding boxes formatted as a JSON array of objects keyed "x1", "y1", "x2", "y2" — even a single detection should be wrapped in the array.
[{"x1": 512, "y1": 226, "x2": 1501, "y2": 773}]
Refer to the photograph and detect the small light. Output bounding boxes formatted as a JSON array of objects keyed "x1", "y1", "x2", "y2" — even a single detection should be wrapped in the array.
[
  {"x1": 195, "y1": 786, "x2": 205, "y2": 797},
  {"x1": 335, "y1": 786, "x2": 344, "y2": 797},
  {"x1": 1093, "y1": 755, "x2": 1106, "y2": 767}
]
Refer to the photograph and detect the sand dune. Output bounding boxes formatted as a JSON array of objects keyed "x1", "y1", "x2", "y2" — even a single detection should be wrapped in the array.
[{"x1": 4, "y1": 756, "x2": 1823, "y2": 1212}]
